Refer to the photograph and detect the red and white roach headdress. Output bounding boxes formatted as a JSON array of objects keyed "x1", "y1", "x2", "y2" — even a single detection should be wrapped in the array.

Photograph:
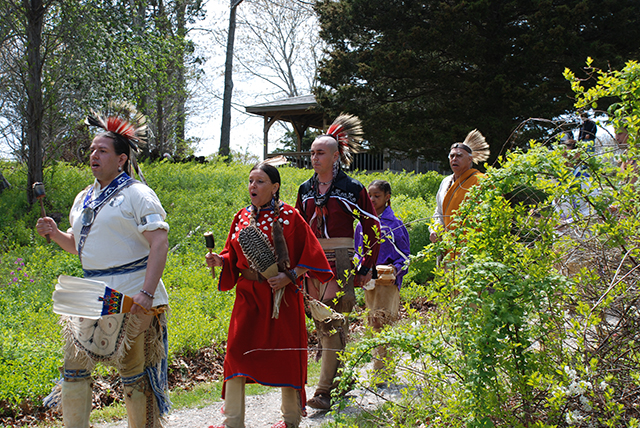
[
  {"x1": 85, "y1": 102, "x2": 148, "y2": 182},
  {"x1": 323, "y1": 113, "x2": 363, "y2": 167}
]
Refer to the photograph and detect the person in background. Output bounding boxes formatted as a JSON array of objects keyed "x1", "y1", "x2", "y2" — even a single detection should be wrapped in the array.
[
  {"x1": 354, "y1": 179, "x2": 410, "y2": 375},
  {"x1": 430, "y1": 129, "x2": 490, "y2": 244},
  {"x1": 562, "y1": 130, "x2": 577, "y2": 150},
  {"x1": 205, "y1": 161, "x2": 332, "y2": 428},
  {"x1": 37, "y1": 104, "x2": 170, "y2": 428},
  {"x1": 578, "y1": 111, "x2": 597, "y2": 143},
  {"x1": 296, "y1": 114, "x2": 380, "y2": 410},
  {"x1": 561, "y1": 115, "x2": 599, "y2": 219}
]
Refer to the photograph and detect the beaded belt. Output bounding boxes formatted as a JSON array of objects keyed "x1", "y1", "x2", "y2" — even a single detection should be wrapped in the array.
[{"x1": 83, "y1": 256, "x2": 149, "y2": 278}]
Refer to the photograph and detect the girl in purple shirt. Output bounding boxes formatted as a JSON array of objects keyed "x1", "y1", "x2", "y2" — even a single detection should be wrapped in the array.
[
  {"x1": 355, "y1": 180, "x2": 410, "y2": 288},
  {"x1": 355, "y1": 180, "x2": 410, "y2": 375}
]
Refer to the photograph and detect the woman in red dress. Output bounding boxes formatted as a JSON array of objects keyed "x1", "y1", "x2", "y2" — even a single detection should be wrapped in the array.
[{"x1": 206, "y1": 162, "x2": 333, "y2": 428}]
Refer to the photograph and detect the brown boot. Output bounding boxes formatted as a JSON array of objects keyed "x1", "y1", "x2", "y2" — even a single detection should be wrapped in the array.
[{"x1": 306, "y1": 391, "x2": 331, "y2": 410}]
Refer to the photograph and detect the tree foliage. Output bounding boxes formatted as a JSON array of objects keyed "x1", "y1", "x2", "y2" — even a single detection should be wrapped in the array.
[
  {"x1": 0, "y1": 0, "x2": 205, "y2": 201},
  {"x1": 313, "y1": 0, "x2": 640, "y2": 163}
]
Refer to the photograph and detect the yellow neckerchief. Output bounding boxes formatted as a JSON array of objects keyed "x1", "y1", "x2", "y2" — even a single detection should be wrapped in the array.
[{"x1": 442, "y1": 168, "x2": 482, "y2": 230}]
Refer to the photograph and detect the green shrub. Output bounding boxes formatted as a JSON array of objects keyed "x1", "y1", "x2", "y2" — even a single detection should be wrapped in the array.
[{"x1": 337, "y1": 59, "x2": 640, "y2": 427}]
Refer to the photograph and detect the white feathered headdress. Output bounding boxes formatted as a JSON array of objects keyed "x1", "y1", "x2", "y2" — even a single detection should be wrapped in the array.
[{"x1": 452, "y1": 129, "x2": 490, "y2": 164}]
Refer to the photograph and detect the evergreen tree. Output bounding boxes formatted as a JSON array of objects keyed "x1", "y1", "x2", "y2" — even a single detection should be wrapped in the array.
[{"x1": 314, "y1": 0, "x2": 640, "y2": 163}]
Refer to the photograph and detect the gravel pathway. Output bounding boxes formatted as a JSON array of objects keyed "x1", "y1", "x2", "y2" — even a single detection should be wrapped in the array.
[{"x1": 94, "y1": 364, "x2": 406, "y2": 428}]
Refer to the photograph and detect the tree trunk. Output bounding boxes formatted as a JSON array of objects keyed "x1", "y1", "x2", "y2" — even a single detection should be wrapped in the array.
[
  {"x1": 25, "y1": 0, "x2": 45, "y2": 204},
  {"x1": 155, "y1": 0, "x2": 166, "y2": 156},
  {"x1": 220, "y1": 0, "x2": 244, "y2": 158},
  {"x1": 174, "y1": 0, "x2": 187, "y2": 153},
  {"x1": 156, "y1": 97, "x2": 164, "y2": 154}
]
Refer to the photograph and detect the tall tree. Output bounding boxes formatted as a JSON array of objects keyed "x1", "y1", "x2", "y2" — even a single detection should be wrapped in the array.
[
  {"x1": 24, "y1": 0, "x2": 44, "y2": 203},
  {"x1": 314, "y1": 0, "x2": 640, "y2": 163},
  {"x1": 142, "y1": 0, "x2": 204, "y2": 158},
  {"x1": 231, "y1": 0, "x2": 324, "y2": 152},
  {"x1": 220, "y1": 0, "x2": 244, "y2": 157},
  {"x1": 0, "y1": 0, "x2": 83, "y2": 203}
]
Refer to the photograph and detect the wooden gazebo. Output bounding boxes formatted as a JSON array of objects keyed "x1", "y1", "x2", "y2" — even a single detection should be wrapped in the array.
[
  {"x1": 245, "y1": 94, "x2": 325, "y2": 159},
  {"x1": 245, "y1": 94, "x2": 443, "y2": 173}
]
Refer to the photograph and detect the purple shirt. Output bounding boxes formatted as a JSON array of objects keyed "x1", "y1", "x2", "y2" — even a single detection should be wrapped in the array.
[{"x1": 355, "y1": 206, "x2": 410, "y2": 288}]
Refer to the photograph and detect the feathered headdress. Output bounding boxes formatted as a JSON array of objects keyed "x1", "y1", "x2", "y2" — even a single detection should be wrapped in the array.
[
  {"x1": 85, "y1": 102, "x2": 148, "y2": 182},
  {"x1": 453, "y1": 129, "x2": 490, "y2": 164},
  {"x1": 261, "y1": 155, "x2": 288, "y2": 167},
  {"x1": 324, "y1": 114, "x2": 363, "y2": 167}
]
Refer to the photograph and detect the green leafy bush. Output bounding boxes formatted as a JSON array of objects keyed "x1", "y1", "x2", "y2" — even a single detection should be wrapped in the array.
[
  {"x1": 336, "y1": 60, "x2": 640, "y2": 427},
  {"x1": 162, "y1": 252, "x2": 235, "y2": 353}
]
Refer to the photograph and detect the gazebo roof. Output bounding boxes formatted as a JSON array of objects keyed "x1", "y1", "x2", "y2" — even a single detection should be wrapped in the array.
[{"x1": 245, "y1": 94, "x2": 324, "y2": 130}]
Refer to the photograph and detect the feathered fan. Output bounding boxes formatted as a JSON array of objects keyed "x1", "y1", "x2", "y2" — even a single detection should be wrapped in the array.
[
  {"x1": 52, "y1": 275, "x2": 135, "y2": 319},
  {"x1": 237, "y1": 225, "x2": 285, "y2": 318}
]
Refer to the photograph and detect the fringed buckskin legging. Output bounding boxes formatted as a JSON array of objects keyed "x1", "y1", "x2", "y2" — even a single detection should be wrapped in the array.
[{"x1": 307, "y1": 238, "x2": 355, "y2": 395}]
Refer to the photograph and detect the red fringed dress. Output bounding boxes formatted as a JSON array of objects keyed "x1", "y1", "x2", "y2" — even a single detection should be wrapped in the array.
[{"x1": 217, "y1": 202, "x2": 333, "y2": 408}]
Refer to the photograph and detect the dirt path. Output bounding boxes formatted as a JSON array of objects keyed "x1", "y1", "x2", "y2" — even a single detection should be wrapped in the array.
[{"x1": 95, "y1": 386, "x2": 334, "y2": 428}]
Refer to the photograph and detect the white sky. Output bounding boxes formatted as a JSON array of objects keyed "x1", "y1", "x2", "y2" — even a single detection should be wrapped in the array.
[{"x1": 186, "y1": 0, "x2": 289, "y2": 159}]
